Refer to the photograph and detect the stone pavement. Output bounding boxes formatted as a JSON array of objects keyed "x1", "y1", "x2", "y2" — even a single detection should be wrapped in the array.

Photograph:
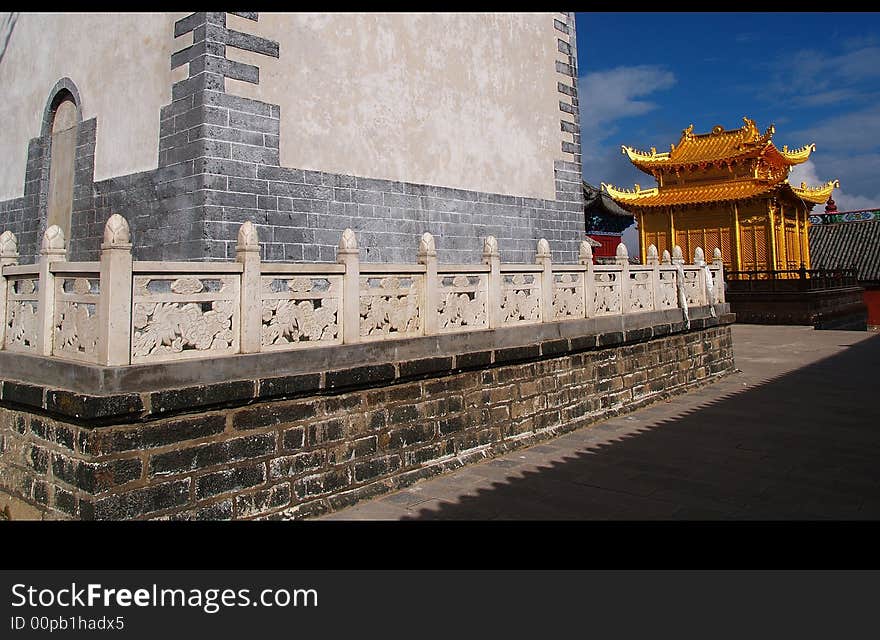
[{"x1": 316, "y1": 324, "x2": 880, "y2": 520}]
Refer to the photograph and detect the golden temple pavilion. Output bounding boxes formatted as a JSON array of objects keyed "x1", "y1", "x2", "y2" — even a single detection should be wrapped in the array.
[{"x1": 602, "y1": 117, "x2": 838, "y2": 271}]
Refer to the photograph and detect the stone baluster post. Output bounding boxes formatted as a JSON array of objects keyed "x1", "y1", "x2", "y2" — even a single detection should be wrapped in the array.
[
  {"x1": 0, "y1": 231, "x2": 19, "y2": 348},
  {"x1": 712, "y1": 248, "x2": 725, "y2": 303},
  {"x1": 236, "y1": 221, "x2": 262, "y2": 354},
  {"x1": 482, "y1": 235, "x2": 502, "y2": 329},
  {"x1": 418, "y1": 232, "x2": 439, "y2": 336},
  {"x1": 579, "y1": 240, "x2": 594, "y2": 318},
  {"x1": 693, "y1": 246, "x2": 707, "y2": 305},
  {"x1": 615, "y1": 242, "x2": 629, "y2": 315},
  {"x1": 36, "y1": 225, "x2": 66, "y2": 356},
  {"x1": 646, "y1": 243, "x2": 660, "y2": 311},
  {"x1": 661, "y1": 249, "x2": 671, "y2": 265},
  {"x1": 98, "y1": 214, "x2": 133, "y2": 366},
  {"x1": 536, "y1": 238, "x2": 553, "y2": 323},
  {"x1": 338, "y1": 228, "x2": 361, "y2": 344},
  {"x1": 671, "y1": 245, "x2": 684, "y2": 266}
]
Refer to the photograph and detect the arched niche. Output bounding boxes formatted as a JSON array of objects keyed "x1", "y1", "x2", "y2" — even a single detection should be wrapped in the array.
[{"x1": 43, "y1": 79, "x2": 82, "y2": 243}]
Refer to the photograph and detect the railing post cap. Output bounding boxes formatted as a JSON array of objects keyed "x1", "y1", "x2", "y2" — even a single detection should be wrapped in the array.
[
  {"x1": 338, "y1": 228, "x2": 358, "y2": 255},
  {"x1": 102, "y1": 214, "x2": 132, "y2": 249},
  {"x1": 418, "y1": 231, "x2": 436, "y2": 257},
  {"x1": 237, "y1": 220, "x2": 260, "y2": 251},
  {"x1": 482, "y1": 235, "x2": 499, "y2": 258},
  {"x1": 41, "y1": 225, "x2": 66, "y2": 255},
  {"x1": 578, "y1": 239, "x2": 593, "y2": 263},
  {"x1": 536, "y1": 238, "x2": 551, "y2": 259},
  {"x1": 0, "y1": 230, "x2": 18, "y2": 258}
]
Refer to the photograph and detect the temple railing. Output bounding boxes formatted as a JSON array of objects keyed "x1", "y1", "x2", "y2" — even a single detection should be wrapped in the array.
[
  {"x1": 0, "y1": 216, "x2": 725, "y2": 367},
  {"x1": 725, "y1": 268, "x2": 859, "y2": 292}
]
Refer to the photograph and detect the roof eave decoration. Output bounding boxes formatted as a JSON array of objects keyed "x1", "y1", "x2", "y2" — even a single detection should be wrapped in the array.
[
  {"x1": 621, "y1": 145, "x2": 671, "y2": 163},
  {"x1": 790, "y1": 179, "x2": 840, "y2": 204},
  {"x1": 780, "y1": 143, "x2": 816, "y2": 165},
  {"x1": 601, "y1": 182, "x2": 659, "y2": 202}
]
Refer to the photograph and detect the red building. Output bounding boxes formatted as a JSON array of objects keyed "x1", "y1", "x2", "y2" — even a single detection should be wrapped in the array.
[
  {"x1": 809, "y1": 198, "x2": 880, "y2": 331},
  {"x1": 583, "y1": 182, "x2": 634, "y2": 260}
]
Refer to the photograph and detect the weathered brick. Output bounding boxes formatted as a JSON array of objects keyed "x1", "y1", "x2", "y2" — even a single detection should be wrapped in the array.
[
  {"x1": 232, "y1": 399, "x2": 318, "y2": 431},
  {"x1": 269, "y1": 451, "x2": 325, "y2": 479},
  {"x1": 45, "y1": 390, "x2": 143, "y2": 421},
  {"x1": 236, "y1": 483, "x2": 291, "y2": 518},
  {"x1": 1, "y1": 381, "x2": 44, "y2": 408},
  {"x1": 306, "y1": 418, "x2": 345, "y2": 446},
  {"x1": 399, "y1": 357, "x2": 453, "y2": 380},
  {"x1": 388, "y1": 423, "x2": 436, "y2": 449},
  {"x1": 257, "y1": 373, "x2": 321, "y2": 399},
  {"x1": 388, "y1": 404, "x2": 418, "y2": 425},
  {"x1": 93, "y1": 479, "x2": 191, "y2": 519},
  {"x1": 325, "y1": 364, "x2": 396, "y2": 390},
  {"x1": 90, "y1": 414, "x2": 227, "y2": 454},
  {"x1": 151, "y1": 380, "x2": 255, "y2": 415},
  {"x1": 353, "y1": 455, "x2": 401, "y2": 483},
  {"x1": 150, "y1": 433, "x2": 275, "y2": 476},
  {"x1": 196, "y1": 463, "x2": 266, "y2": 500}
]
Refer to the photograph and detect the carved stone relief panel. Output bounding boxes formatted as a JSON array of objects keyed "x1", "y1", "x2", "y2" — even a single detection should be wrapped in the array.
[
  {"x1": 359, "y1": 275, "x2": 423, "y2": 340},
  {"x1": 628, "y1": 270, "x2": 653, "y2": 312},
  {"x1": 52, "y1": 276, "x2": 100, "y2": 362},
  {"x1": 593, "y1": 271, "x2": 621, "y2": 315},
  {"x1": 552, "y1": 272, "x2": 585, "y2": 320},
  {"x1": 261, "y1": 275, "x2": 342, "y2": 350},
  {"x1": 437, "y1": 273, "x2": 488, "y2": 333},
  {"x1": 5, "y1": 277, "x2": 40, "y2": 353},
  {"x1": 131, "y1": 274, "x2": 240, "y2": 363}
]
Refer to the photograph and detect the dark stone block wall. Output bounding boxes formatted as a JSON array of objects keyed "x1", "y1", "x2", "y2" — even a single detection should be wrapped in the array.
[
  {"x1": 0, "y1": 321, "x2": 734, "y2": 520},
  {"x1": 0, "y1": 12, "x2": 585, "y2": 265}
]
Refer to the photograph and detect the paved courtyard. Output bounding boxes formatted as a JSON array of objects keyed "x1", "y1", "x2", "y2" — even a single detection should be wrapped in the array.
[{"x1": 318, "y1": 324, "x2": 880, "y2": 520}]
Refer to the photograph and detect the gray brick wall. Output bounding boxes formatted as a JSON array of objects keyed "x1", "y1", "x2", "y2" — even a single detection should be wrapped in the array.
[{"x1": 0, "y1": 11, "x2": 586, "y2": 265}]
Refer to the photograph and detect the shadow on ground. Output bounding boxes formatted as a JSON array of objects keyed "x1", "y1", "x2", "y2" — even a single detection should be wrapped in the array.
[{"x1": 403, "y1": 333, "x2": 880, "y2": 520}]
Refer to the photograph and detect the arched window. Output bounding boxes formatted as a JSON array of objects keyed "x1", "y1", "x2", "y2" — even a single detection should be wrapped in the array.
[{"x1": 46, "y1": 93, "x2": 78, "y2": 241}]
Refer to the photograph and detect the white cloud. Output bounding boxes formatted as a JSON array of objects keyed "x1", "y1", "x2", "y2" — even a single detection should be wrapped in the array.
[
  {"x1": 789, "y1": 160, "x2": 880, "y2": 212},
  {"x1": 579, "y1": 65, "x2": 676, "y2": 130},
  {"x1": 578, "y1": 65, "x2": 676, "y2": 189}
]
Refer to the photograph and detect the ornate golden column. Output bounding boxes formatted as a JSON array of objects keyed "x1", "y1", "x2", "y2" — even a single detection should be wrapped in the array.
[
  {"x1": 767, "y1": 199, "x2": 778, "y2": 271},
  {"x1": 779, "y1": 201, "x2": 788, "y2": 270},
  {"x1": 733, "y1": 201, "x2": 742, "y2": 271},
  {"x1": 638, "y1": 211, "x2": 646, "y2": 263}
]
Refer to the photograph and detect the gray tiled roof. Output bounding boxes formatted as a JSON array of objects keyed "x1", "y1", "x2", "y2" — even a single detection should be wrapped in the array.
[{"x1": 809, "y1": 219, "x2": 880, "y2": 283}]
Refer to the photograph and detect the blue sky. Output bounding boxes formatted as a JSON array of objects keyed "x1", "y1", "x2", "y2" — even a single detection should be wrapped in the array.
[{"x1": 575, "y1": 12, "x2": 880, "y2": 248}]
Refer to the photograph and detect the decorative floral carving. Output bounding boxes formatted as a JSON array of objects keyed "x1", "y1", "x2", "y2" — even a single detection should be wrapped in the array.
[
  {"x1": 170, "y1": 277, "x2": 205, "y2": 295},
  {"x1": 359, "y1": 276, "x2": 421, "y2": 337},
  {"x1": 629, "y1": 271, "x2": 652, "y2": 311},
  {"x1": 262, "y1": 299, "x2": 339, "y2": 346},
  {"x1": 15, "y1": 279, "x2": 36, "y2": 295},
  {"x1": 130, "y1": 275, "x2": 237, "y2": 361},
  {"x1": 54, "y1": 302, "x2": 98, "y2": 358},
  {"x1": 658, "y1": 271, "x2": 677, "y2": 308},
  {"x1": 132, "y1": 300, "x2": 235, "y2": 358},
  {"x1": 437, "y1": 275, "x2": 486, "y2": 330},
  {"x1": 500, "y1": 274, "x2": 540, "y2": 324},
  {"x1": 593, "y1": 272, "x2": 620, "y2": 314},
  {"x1": 683, "y1": 270, "x2": 701, "y2": 306},
  {"x1": 5, "y1": 301, "x2": 38, "y2": 350},
  {"x1": 552, "y1": 273, "x2": 584, "y2": 319}
]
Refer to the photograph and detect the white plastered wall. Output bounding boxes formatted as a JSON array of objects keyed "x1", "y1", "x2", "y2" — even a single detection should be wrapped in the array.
[
  {"x1": 226, "y1": 13, "x2": 567, "y2": 201},
  {"x1": 0, "y1": 12, "x2": 183, "y2": 201}
]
